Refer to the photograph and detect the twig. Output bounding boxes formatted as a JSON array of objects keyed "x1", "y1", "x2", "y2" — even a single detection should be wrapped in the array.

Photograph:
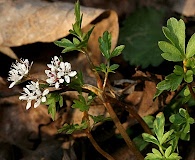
[
  {"x1": 106, "y1": 95, "x2": 152, "y2": 135},
  {"x1": 188, "y1": 83, "x2": 195, "y2": 100},
  {"x1": 82, "y1": 84, "x2": 144, "y2": 160},
  {"x1": 83, "y1": 111, "x2": 115, "y2": 160}
]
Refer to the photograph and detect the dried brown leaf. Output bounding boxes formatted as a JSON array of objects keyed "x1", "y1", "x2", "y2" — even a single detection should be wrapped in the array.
[{"x1": 0, "y1": 0, "x2": 119, "y2": 59}]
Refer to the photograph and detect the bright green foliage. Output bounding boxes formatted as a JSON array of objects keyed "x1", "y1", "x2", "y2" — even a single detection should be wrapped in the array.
[
  {"x1": 186, "y1": 33, "x2": 195, "y2": 58},
  {"x1": 45, "y1": 93, "x2": 63, "y2": 120},
  {"x1": 162, "y1": 18, "x2": 185, "y2": 55},
  {"x1": 68, "y1": 71, "x2": 84, "y2": 93},
  {"x1": 98, "y1": 31, "x2": 124, "y2": 60},
  {"x1": 145, "y1": 147, "x2": 181, "y2": 160},
  {"x1": 170, "y1": 108, "x2": 194, "y2": 141},
  {"x1": 89, "y1": 115, "x2": 111, "y2": 124},
  {"x1": 58, "y1": 120, "x2": 88, "y2": 134},
  {"x1": 54, "y1": 1, "x2": 94, "y2": 53},
  {"x1": 155, "y1": 17, "x2": 195, "y2": 98},
  {"x1": 142, "y1": 112, "x2": 182, "y2": 160},
  {"x1": 95, "y1": 63, "x2": 119, "y2": 73},
  {"x1": 158, "y1": 41, "x2": 184, "y2": 61},
  {"x1": 72, "y1": 92, "x2": 95, "y2": 112},
  {"x1": 96, "y1": 31, "x2": 123, "y2": 75},
  {"x1": 119, "y1": 7, "x2": 165, "y2": 68},
  {"x1": 154, "y1": 73, "x2": 183, "y2": 98}
]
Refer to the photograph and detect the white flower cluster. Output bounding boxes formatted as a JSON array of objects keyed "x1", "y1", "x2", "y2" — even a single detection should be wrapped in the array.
[
  {"x1": 7, "y1": 58, "x2": 33, "y2": 88},
  {"x1": 19, "y1": 81, "x2": 49, "y2": 110},
  {"x1": 45, "y1": 56, "x2": 77, "y2": 89},
  {"x1": 8, "y1": 56, "x2": 77, "y2": 110}
]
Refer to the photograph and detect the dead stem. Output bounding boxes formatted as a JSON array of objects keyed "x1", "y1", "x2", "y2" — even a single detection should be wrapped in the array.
[
  {"x1": 83, "y1": 111, "x2": 115, "y2": 160},
  {"x1": 102, "y1": 99, "x2": 144, "y2": 160},
  {"x1": 82, "y1": 84, "x2": 144, "y2": 160},
  {"x1": 106, "y1": 95, "x2": 152, "y2": 135},
  {"x1": 188, "y1": 83, "x2": 195, "y2": 100}
]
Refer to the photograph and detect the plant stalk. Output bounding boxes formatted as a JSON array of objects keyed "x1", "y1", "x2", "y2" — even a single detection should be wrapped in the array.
[
  {"x1": 102, "y1": 97, "x2": 144, "y2": 160},
  {"x1": 107, "y1": 95, "x2": 152, "y2": 135},
  {"x1": 82, "y1": 48, "x2": 103, "y2": 89},
  {"x1": 82, "y1": 84, "x2": 144, "y2": 160},
  {"x1": 83, "y1": 111, "x2": 115, "y2": 160}
]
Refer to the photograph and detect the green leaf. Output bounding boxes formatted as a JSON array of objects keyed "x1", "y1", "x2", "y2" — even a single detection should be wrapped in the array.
[
  {"x1": 54, "y1": 38, "x2": 77, "y2": 53},
  {"x1": 145, "y1": 152, "x2": 162, "y2": 160},
  {"x1": 143, "y1": 115, "x2": 155, "y2": 129},
  {"x1": 98, "y1": 31, "x2": 112, "y2": 59},
  {"x1": 165, "y1": 73, "x2": 183, "y2": 91},
  {"x1": 119, "y1": 7, "x2": 166, "y2": 68},
  {"x1": 156, "y1": 79, "x2": 171, "y2": 91},
  {"x1": 89, "y1": 115, "x2": 111, "y2": 124},
  {"x1": 68, "y1": 71, "x2": 84, "y2": 93},
  {"x1": 165, "y1": 146, "x2": 172, "y2": 158},
  {"x1": 58, "y1": 121, "x2": 88, "y2": 134},
  {"x1": 180, "y1": 132, "x2": 190, "y2": 141},
  {"x1": 169, "y1": 113, "x2": 185, "y2": 125},
  {"x1": 156, "y1": 73, "x2": 183, "y2": 92},
  {"x1": 46, "y1": 93, "x2": 62, "y2": 120},
  {"x1": 188, "y1": 117, "x2": 195, "y2": 124},
  {"x1": 173, "y1": 65, "x2": 184, "y2": 75},
  {"x1": 166, "y1": 18, "x2": 185, "y2": 54},
  {"x1": 72, "y1": 1, "x2": 82, "y2": 37},
  {"x1": 152, "y1": 148, "x2": 163, "y2": 157},
  {"x1": 72, "y1": 94, "x2": 90, "y2": 111},
  {"x1": 184, "y1": 70, "x2": 193, "y2": 83},
  {"x1": 110, "y1": 45, "x2": 125, "y2": 58},
  {"x1": 48, "y1": 101, "x2": 56, "y2": 121},
  {"x1": 154, "y1": 89, "x2": 164, "y2": 98},
  {"x1": 160, "y1": 130, "x2": 174, "y2": 145},
  {"x1": 142, "y1": 133, "x2": 159, "y2": 146},
  {"x1": 183, "y1": 87, "x2": 190, "y2": 97},
  {"x1": 159, "y1": 41, "x2": 183, "y2": 61},
  {"x1": 167, "y1": 153, "x2": 182, "y2": 160},
  {"x1": 153, "y1": 112, "x2": 165, "y2": 142},
  {"x1": 77, "y1": 26, "x2": 95, "y2": 48},
  {"x1": 108, "y1": 64, "x2": 119, "y2": 72},
  {"x1": 186, "y1": 33, "x2": 195, "y2": 58},
  {"x1": 58, "y1": 123, "x2": 76, "y2": 134},
  {"x1": 59, "y1": 95, "x2": 63, "y2": 107},
  {"x1": 95, "y1": 63, "x2": 107, "y2": 73},
  {"x1": 162, "y1": 26, "x2": 177, "y2": 48},
  {"x1": 133, "y1": 135, "x2": 149, "y2": 151},
  {"x1": 73, "y1": 37, "x2": 80, "y2": 45}
]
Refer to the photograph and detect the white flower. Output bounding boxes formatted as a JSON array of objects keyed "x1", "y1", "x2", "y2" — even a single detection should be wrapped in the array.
[
  {"x1": 45, "y1": 56, "x2": 77, "y2": 89},
  {"x1": 19, "y1": 81, "x2": 49, "y2": 110},
  {"x1": 7, "y1": 58, "x2": 33, "y2": 88}
]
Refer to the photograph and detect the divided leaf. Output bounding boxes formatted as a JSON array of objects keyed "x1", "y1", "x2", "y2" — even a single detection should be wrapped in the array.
[
  {"x1": 153, "y1": 112, "x2": 165, "y2": 142},
  {"x1": 58, "y1": 121, "x2": 88, "y2": 134},
  {"x1": 186, "y1": 33, "x2": 195, "y2": 58},
  {"x1": 142, "y1": 133, "x2": 159, "y2": 146},
  {"x1": 166, "y1": 18, "x2": 185, "y2": 55},
  {"x1": 159, "y1": 41, "x2": 183, "y2": 61},
  {"x1": 98, "y1": 31, "x2": 112, "y2": 59}
]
